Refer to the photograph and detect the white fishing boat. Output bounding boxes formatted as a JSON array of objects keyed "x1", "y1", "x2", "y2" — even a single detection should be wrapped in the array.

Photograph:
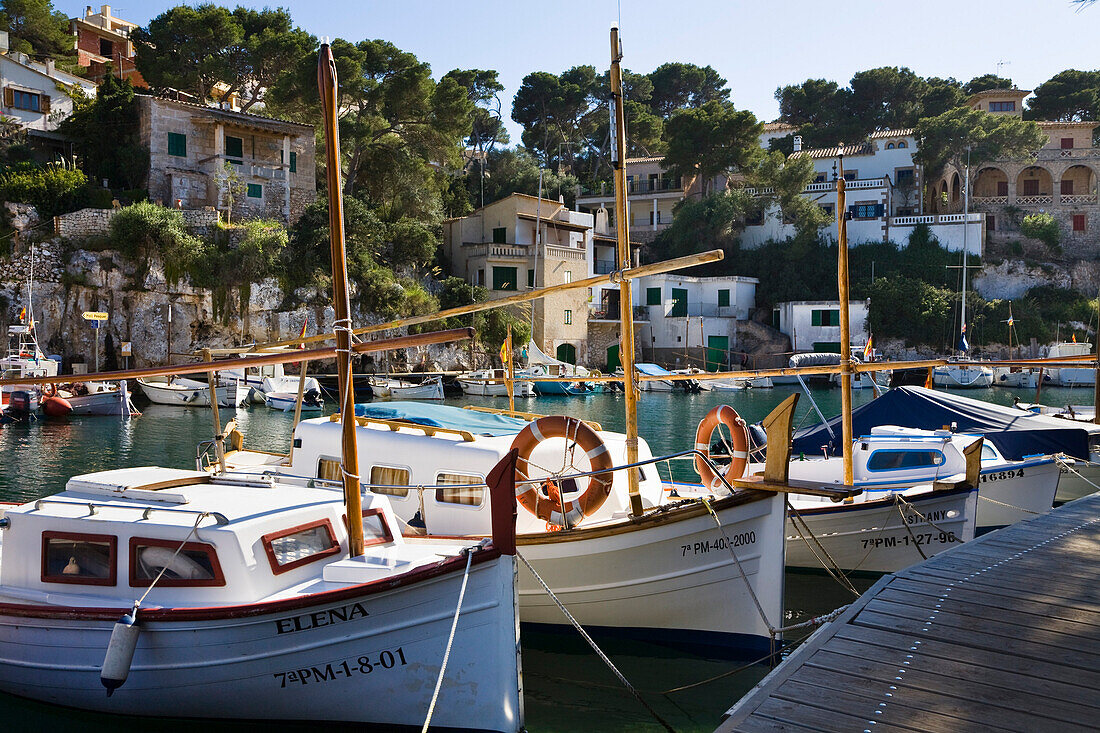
[
  {"x1": 1045, "y1": 341, "x2": 1095, "y2": 386},
  {"x1": 218, "y1": 363, "x2": 320, "y2": 404},
  {"x1": 41, "y1": 381, "x2": 137, "y2": 418},
  {"x1": 367, "y1": 376, "x2": 406, "y2": 398},
  {"x1": 1, "y1": 324, "x2": 57, "y2": 412},
  {"x1": 265, "y1": 390, "x2": 324, "y2": 412},
  {"x1": 747, "y1": 426, "x2": 1058, "y2": 532},
  {"x1": 137, "y1": 377, "x2": 246, "y2": 408},
  {"x1": 709, "y1": 376, "x2": 774, "y2": 391},
  {"x1": 389, "y1": 376, "x2": 444, "y2": 401},
  {"x1": 994, "y1": 366, "x2": 1047, "y2": 389},
  {"x1": 458, "y1": 369, "x2": 535, "y2": 397},
  {"x1": 0, "y1": 465, "x2": 522, "y2": 730},
  {"x1": 932, "y1": 360, "x2": 994, "y2": 389}
]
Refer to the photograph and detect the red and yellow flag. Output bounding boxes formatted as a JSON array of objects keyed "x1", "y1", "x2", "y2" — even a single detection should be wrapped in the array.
[
  {"x1": 18, "y1": 307, "x2": 25, "y2": 323},
  {"x1": 298, "y1": 318, "x2": 308, "y2": 349},
  {"x1": 863, "y1": 334, "x2": 873, "y2": 361}
]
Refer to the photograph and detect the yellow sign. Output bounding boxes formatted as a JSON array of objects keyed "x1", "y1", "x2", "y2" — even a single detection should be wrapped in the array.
[
  {"x1": 120, "y1": 341, "x2": 132, "y2": 356},
  {"x1": 82, "y1": 311, "x2": 108, "y2": 321}
]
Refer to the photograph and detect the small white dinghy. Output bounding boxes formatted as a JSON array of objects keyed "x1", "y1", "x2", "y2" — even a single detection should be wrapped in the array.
[
  {"x1": 265, "y1": 389, "x2": 324, "y2": 412},
  {"x1": 137, "y1": 377, "x2": 246, "y2": 408},
  {"x1": 389, "y1": 376, "x2": 444, "y2": 400},
  {"x1": 0, "y1": 463, "x2": 523, "y2": 730}
]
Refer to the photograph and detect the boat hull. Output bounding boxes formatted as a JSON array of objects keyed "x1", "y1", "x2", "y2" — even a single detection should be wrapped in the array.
[
  {"x1": 516, "y1": 492, "x2": 785, "y2": 656},
  {"x1": 785, "y1": 486, "x2": 978, "y2": 573},
  {"x1": 390, "y1": 380, "x2": 444, "y2": 400},
  {"x1": 0, "y1": 556, "x2": 522, "y2": 731},
  {"x1": 932, "y1": 366, "x2": 994, "y2": 389},
  {"x1": 458, "y1": 379, "x2": 535, "y2": 397},
  {"x1": 66, "y1": 388, "x2": 134, "y2": 417},
  {"x1": 138, "y1": 380, "x2": 237, "y2": 408}
]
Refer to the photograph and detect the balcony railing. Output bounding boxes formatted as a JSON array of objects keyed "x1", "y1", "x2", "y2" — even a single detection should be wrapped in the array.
[
  {"x1": 890, "y1": 213, "x2": 982, "y2": 226},
  {"x1": 1016, "y1": 194, "x2": 1053, "y2": 205},
  {"x1": 462, "y1": 242, "x2": 529, "y2": 258},
  {"x1": 744, "y1": 177, "x2": 887, "y2": 196},
  {"x1": 578, "y1": 178, "x2": 683, "y2": 197},
  {"x1": 972, "y1": 195, "x2": 1009, "y2": 205},
  {"x1": 589, "y1": 305, "x2": 650, "y2": 321},
  {"x1": 1060, "y1": 193, "x2": 1098, "y2": 205},
  {"x1": 1035, "y1": 147, "x2": 1100, "y2": 161}
]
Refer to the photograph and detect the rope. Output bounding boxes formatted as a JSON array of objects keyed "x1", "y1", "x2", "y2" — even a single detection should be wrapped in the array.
[
  {"x1": 331, "y1": 317, "x2": 361, "y2": 485},
  {"x1": 978, "y1": 493, "x2": 1042, "y2": 514},
  {"x1": 1055, "y1": 455, "x2": 1100, "y2": 493},
  {"x1": 421, "y1": 547, "x2": 474, "y2": 733},
  {"x1": 134, "y1": 513, "x2": 209, "y2": 611},
  {"x1": 894, "y1": 493, "x2": 966, "y2": 541},
  {"x1": 895, "y1": 500, "x2": 929, "y2": 560},
  {"x1": 517, "y1": 552, "x2": 676, "y2": 732},
  {"x1": 785, "y1": 500, "x2": 861, "y2": 598}
]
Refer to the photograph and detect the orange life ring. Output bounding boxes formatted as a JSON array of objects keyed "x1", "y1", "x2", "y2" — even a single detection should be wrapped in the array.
[
  {"x1": 694, "y1": 405, "x2": 750, "y2": 491},
  {"x1": 510, "y1": 416, "x2": 614, "y2": 527}
]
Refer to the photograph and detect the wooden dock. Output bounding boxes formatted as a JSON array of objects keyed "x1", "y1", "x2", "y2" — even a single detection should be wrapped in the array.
[{"x1": 718, "y1": 492, "x2": 1100, "y2": 732}]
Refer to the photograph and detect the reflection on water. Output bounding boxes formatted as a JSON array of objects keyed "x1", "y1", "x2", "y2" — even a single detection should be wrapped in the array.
[{"x1": 0, "y1": 384, "x2": 1091, "y2": 730}]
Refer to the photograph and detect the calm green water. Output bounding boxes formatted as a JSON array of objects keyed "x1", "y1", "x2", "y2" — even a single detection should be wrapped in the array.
[{"x1": 0, "y1": 384, "x2": 1092, "y2": 730}]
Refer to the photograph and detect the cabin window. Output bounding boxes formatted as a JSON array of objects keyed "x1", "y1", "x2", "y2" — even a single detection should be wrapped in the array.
[
  {"x1": 369, "y1": 465, "x2": 410, "y2": 498},
  {"x1": 42, "y1": 531, "x2": 117, "y2": 586},
  {"x1": 317, "y1": 457, "x2": 342, "y2": 482},
  {"x1": 435, "y1": 472, "x2": 485, "y2": 506},
  {"x1": 341, "y1": 508, "x2": 396, "y2": 545},
  {"x1": 261, "y1": 519, "x2": 340, "y2": 575},
  {"x1": 980, "y1": 444, "x2": 998, "y2": 461},
  {"x1": 866, "y1": 449, "x2": 945, "y2": 471},
  {"x1": 130, "y1": 538, "x2": 224, "y2": 587}
]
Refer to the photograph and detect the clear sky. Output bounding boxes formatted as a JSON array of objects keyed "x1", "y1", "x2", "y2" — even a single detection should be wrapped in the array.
[{"x1": 66, "y1": 0, "x2": 1099, "y2": 139}]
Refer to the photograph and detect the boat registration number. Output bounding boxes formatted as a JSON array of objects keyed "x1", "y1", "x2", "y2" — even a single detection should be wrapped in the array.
[
  {"x1": 980, "y1": 469, "x2": 1024, "y2": 483},
  {"x1": 860, "y1": 531, "x2": 958, "y2": 550},
  {"x1": 681, "y1": 531, "x2": 756, "y2": 557},
  {"x1": 273, "y1": 647, "x2": 408, "y2": 687}
]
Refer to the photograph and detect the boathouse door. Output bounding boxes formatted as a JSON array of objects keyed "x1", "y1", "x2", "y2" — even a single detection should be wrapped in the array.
[
  {"x1": 706, "y1": 336, "x2": 728, "y2": 371},
  {"x1": 556, "y1": 343, "x2": 577, "y2": 365},
  {"x1": 606, "y1": 344, "x2": 620, "y2": 372}
]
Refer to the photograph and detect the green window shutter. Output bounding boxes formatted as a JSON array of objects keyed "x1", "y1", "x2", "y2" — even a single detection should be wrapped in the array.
[
  {"x1": 247, "y1": 183, "x2": 262, "y2": 198},
  {"x1": 225, "y1": 136, "x2": 243, "y2": 162},
  {"x1": 492, "y1": 227, "x2": 507, "y2": 244},
  {"x1": 670, "y1": 288, "x2": 688, "y2": 317},
  {"x1": 289, "y1": 151, "x2": 297, "y2": 173},
  {"x1": 813, "y1": 341, "x2": 842, "y2": 353},
  {"x1": 564, "y1": 309, "x2": 572, "y2": 325},
  {"x1": 718, "y1": 289, "x2": 730, "y2": 307},
  {"x1": 828, "y1": 310, "x2": 839, "y2": 326},
  {"x1": 527, "y1": 269, "x2": 534, "y2": 287},
  {"x1": 492, "y1": 266, "x2": 517, "y2": 291},
  {"x1": 167, "y1": 132, "x2": 186, "y2": 157},
  {"x1": 811, "y1": 310, "x2": 822, "y2": 326},
  {"x1": 646, "y1": 287, "x2": 661, "y2": 306}
]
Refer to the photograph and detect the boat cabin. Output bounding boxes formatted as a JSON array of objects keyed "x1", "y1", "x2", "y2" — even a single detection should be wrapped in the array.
[
  {"x1": 275, "y1": 404, "x2": 666, "y2": 536},
  {"x1": 0, "y1": 466, "x2": 438, "y2": 607}
]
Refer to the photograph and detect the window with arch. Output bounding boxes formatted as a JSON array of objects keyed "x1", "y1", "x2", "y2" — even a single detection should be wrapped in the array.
[
  {"x1": 886, "y1": 143, "x2": 895, "y2": 149},
  {"x1": 897, "y1": 141, "x2": 907, "y2": 148}
]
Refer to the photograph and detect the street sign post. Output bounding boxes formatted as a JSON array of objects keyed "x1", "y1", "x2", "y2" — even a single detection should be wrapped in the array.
[{"x1": 83, "y1": 312, "x2": 108, "y2": 372}]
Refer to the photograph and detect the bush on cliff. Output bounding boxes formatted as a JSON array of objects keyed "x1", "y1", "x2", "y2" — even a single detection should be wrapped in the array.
[
  {"x1": 1021, "y1": 213, "x2": 1061, "y2": 251},
  {"x1": 109, "y1": 202, "x2": 205, "y2": 284},
  {"x1": 0, "y1": 162, "x2": 89, "y2": 219}
]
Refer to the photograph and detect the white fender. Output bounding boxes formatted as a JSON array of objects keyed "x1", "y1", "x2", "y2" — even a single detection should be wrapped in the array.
[
  {"x1": 139, "y1": 546, "x2": 209, "y2": 580},
  {"x1": 101, "y1": 610, "x2": 139, "y2": 696}
]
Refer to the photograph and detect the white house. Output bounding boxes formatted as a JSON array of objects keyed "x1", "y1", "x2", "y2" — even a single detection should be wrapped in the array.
[
  {"x1": 0, "y1": 46, "x2": 97, "y2": 132},
  {"x1": 773, "y1": 300, "x2": 869, "y2": 354},
  {"x1": 741, "y1": 131, "x2": 983, "y2": 255},
  {"x1": 627, "y1": 273, "x2": 759, "y2": 368}
]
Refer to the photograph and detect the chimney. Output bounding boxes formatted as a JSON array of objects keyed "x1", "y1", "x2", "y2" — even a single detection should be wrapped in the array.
[
  {"x1": 101, "y1": 5, "x2": 112, "y2": 17},
  {"x1": 793, "y1": 135, "x2": 802, "y2": 153},
  {"x1": 45, "y1": 59, "x2": 55, "y2": 76},
  {"x1": 0, "y1": 31, "x2": 8, "y2": 54},
  {"x1": 86, "y1": 6, "x2": 93, "y2": 18}
]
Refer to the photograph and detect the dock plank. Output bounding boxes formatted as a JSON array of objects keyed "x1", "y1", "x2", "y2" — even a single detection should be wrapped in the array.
[{"x1": 718, "y1": 493, "x2": 1100, "y2": 732}]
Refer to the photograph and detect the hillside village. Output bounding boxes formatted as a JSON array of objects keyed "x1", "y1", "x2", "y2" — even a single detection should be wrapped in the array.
[{"x1": 1, "y1": 2, "x2": 1099, "y2": 371}]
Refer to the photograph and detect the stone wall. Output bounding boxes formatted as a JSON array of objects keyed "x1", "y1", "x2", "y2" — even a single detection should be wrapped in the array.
[{"x1": 53, "y1": 207, "x2": 220, "y2": 238}]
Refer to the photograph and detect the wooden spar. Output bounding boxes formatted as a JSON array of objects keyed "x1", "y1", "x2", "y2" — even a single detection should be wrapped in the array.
[
  {"x1": 609, "y1": 26, "x2": 643, "y2": 517},
  {"x1": 319, "y1": 43, "x2": 364, "y2": 558},
  {"x1": 505, "y1": 325, "x2": 515, "y2": 413},
  {"x1": 0, "y1": 327, "x2": 475, "y2": 388},
  {"x1": 292, "y1": 359, "x2": 309, "y2": 430},
  {"x1": 200, "y1": 250, "x2": 725, "y2": 356},
  {"x1": 203, "y1": 348, "x2": 226, "y2": 473},
  {"x1": 836, "y1": 154, "x2": 854, "y2": 486}
]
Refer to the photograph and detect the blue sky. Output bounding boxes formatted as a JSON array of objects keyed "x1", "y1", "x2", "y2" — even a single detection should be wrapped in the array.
[{"x1": 68, "y1": 1, "x2": 1099, "y2": 140}]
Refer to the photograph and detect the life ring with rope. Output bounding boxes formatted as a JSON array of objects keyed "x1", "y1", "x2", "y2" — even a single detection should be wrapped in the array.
[
  {"x1": 509, "y1": 416, "x2": 614, "y2": 528},
  {"x1": 694, "y1": 404, "x2": 750, "y2": 491}
]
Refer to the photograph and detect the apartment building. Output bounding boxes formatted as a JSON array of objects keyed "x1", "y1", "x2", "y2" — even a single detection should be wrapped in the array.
[{"x1": 70, "y1": 5, "x2": 145, "y2": 87}]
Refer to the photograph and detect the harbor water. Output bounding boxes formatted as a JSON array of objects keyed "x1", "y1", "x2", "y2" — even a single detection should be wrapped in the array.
[{"x1": 0, "y1": 383, "x2": 1092, "y2": 731}]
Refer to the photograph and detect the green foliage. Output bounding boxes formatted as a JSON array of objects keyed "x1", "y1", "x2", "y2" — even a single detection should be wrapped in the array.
[
  {"x1": 0, "y1": 162, "x2": 88, "y2": 218},
  {"x1": 962, "y1": 74, "x2": 1013, "y2": 95},
  {"x1": 1021, "y1": 212, "x2": 1061, "y2": 250},
  {"x1": 646, "y1": 62, "x2": 730, "y2": 117},
  {"x1": 662, "y1": 101, "x2": 763, "y2": 195},
  {"x1": 1026, "y1": 69, "x2": 1100, "y2": 122},
  {"x1": 423, "y1": 276, "x2": 530, "y2": 348},
  {"x1": 59, "y1": 70, "x2": 147, "y2": 190},
  {"x1": 914, "y1": 107, "x2": 1046, "y2": 183},
  {"x1": 0, "y1": 0, "x2": 77, "y2": 67},
  {"x1": 651, "y1": 190, "x2": 755, "y2": 263},
  {"x1": 753, "y1": 151, "x2": 827, "y2": 240},
  {"x1": 108, "y1": 202, "x2": 205, "y2": 284},
  {"x1": 284, "y1": 196, "x2": 383, "y2": 290},
  {"x1": 866, "y1": 274, "x2": 954, "y2": 346},
  {"x1": 472, "y1": 148, "x2": 577, "y2": 209}
]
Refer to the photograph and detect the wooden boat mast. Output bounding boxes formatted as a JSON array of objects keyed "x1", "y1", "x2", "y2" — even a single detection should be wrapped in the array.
[
  {"x1": 609, "y1": 27, "x2": 643, "y2": 516},
  {"x1": 836, "y1": 154, "x2": 854, "y2": 486},
  {"x1": 318, "y1": 43, "x2": 365, "y2": 557}
]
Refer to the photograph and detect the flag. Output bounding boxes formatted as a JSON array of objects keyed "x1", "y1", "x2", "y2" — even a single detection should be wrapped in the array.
[
  {"x1": 863, "y1": 334, "x2": 873, "y2": 361},
  {"x1": 957, "y1": 322, "x2": 969, "y2": 352},
  {"x1": 1073, "y1": 333, "x2": 1078, "y2": 343},
  {"x1": 298, "y1": 318, "x2": 308, "y2": 349},
  {"x1": 18, "y1": 307, "x2": 25, "y2": 323},
  {"x1": 499, "y1": 338, "x2": 510, "y2": 366},
  {"x1": 1006, "y1": 315, "x2": 1014, "y2": 327}
]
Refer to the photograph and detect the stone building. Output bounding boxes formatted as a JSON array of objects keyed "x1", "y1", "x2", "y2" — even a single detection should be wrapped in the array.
[
  {"x1": 443, "y1": 193, "x2": 592, "y2": 364},
  {"x1": 933, "y1": 89, "x2": 1099, "y2": 256},
  {"x1": 136, "y1": 95, "x2": 315, "y2": 224}
]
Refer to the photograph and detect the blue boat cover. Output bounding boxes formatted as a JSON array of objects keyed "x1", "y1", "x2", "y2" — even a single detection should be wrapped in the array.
[
  {"x1": 635, "y1": 363, "x2": 672, "y2": 376},
  {"x1": 789, "y1": 386, "x2": 1094, "y2": 460},
  {"x1": 354, "y1": 401, "x2": 528, "y2": 436}
]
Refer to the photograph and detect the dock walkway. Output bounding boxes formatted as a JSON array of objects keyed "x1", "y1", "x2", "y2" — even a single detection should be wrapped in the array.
[{"x1": 719, "y1": 493, "x2": 1100, "y2": 732}]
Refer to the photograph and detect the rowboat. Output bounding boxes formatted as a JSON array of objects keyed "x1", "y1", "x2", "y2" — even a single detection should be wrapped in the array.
[
  {"x1": 457, "y1": 369, "x2": 535, "y2": 397},
  {"x1": 41, "y1": 381, "x2": 137, "y2": 417},
  {"x1": 137, "y1": 377, "x2": 246, "y2": 408},
  {"x1": 0, "y1": 464, "x2": 523, "y2": 730},
  {"x1": 265, "y1": 390, "x2": 324, "y2": 412},
  {"x1": 218, "y1": 364, "x2": 321, "y2": 404},
  {"x1": 388, "y1": 376, "x2": 444, "y2": 400}
]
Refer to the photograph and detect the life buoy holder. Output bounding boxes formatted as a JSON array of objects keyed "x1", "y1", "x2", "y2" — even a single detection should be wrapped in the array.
[
  {"x1": 510, "y1": 416, "x2": 614, "y2": 527},
  {"x1": 694, "y1": 405, "x2": 750, "y2": 491}
]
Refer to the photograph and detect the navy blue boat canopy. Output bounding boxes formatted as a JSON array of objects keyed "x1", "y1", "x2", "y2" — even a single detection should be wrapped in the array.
[
  {"x1": 789, "y1": 386, "x2": 1095, "y2": 460},
  {"x1": 354, "y1": 402, "x2": 529, "y2": 436}
]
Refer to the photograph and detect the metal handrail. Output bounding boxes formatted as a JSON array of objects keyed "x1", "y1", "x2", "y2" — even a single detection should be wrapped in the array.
[{"x1": 31, "y1": 498, "x2": 230, "y2": 525}]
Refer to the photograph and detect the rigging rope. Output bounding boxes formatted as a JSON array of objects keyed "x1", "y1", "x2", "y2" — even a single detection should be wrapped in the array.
[
  {"x1": 421, "y1": 547, "x2": 474, "y2": 733},
  {"x1": 133, "y1": 512, "x2": 210, "y2": 612}
]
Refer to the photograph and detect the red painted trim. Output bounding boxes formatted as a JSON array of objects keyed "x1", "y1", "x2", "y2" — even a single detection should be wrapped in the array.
[
  {"x1": 342, "y1": 508, "x2": 394, "y2": 548},
  {"x1": 0, "y1": 544, "x2": 503, "y2": 622},
  {"x1": 41, "y1": 531, "x2": 118, "y2": 586},
  {"x1": 260, "y1": 518, "x2": 340, "y2": 575},
  {"x1": 128, "y1": 537, "x2": 226, "y2": 588}
]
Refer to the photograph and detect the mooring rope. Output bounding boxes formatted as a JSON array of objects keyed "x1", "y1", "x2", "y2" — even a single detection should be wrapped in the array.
[
  {"x1": 421, "y1": 547, "x2": 474, "y2": 733},
  {"x1": 785, "y1": 500, "x2": 861, "y2": 598},
  {"x1": 517, "y1": 552, "x2": 676, "y2": 732},
  {"x1": 700, "y1": 497, "x2": 775, "y2": 635}
]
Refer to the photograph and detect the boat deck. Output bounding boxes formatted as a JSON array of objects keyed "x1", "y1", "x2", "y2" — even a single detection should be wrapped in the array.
[{"x1": 717, "y1": 491, "x2": 1100, "y2": 732}]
